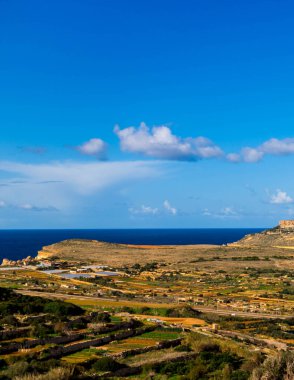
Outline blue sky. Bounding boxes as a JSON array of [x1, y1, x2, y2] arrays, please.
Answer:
[[1, 0, 294, 228]]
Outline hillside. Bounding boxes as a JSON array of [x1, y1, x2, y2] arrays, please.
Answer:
[[36, 239, 217, 266], [230, 222, 294, 248]]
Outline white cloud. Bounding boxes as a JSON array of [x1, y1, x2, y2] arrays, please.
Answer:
[[129, 200, 178, 217], [241, 148, 264, 163], [221, 207, 238, 216], [227, 148, 264, 163], [226, 153, 241, 163], [261, 138, 294, 155], [0, 160, 159, 195], [203, 207, 240, 219], [0, 200, 57, 212], [114, 124, 294, 164], [163, 200, 177, 215], [129, 205, 159, 215], [18, 203, 58, 212], [227, 137, 294, 163], [270, 189, 293, 204], [0, 160, 161, 212], [76, 138, 107, 159], [202, 208, 212, 216], [0, 201, 6, 208], [114, 123, 223, 161]]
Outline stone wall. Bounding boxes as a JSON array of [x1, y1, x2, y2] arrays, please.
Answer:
[[0, 333, 83, 355], [111, 338, 183, 359], [41, 326, 155, 359], [0, 327, 31, 341]]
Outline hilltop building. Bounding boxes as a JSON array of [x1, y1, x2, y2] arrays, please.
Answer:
[[279, 220, 294, 229]]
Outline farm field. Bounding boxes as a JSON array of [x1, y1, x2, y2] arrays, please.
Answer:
[[0, 232, 294, 379]]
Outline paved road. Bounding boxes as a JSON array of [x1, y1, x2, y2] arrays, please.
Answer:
[[17, 290, 293, 320]]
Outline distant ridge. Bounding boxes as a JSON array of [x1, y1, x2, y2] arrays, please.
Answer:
[[229, 220, 294, 248]]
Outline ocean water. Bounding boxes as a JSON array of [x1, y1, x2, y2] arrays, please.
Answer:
[[0, 228, 264, 261]]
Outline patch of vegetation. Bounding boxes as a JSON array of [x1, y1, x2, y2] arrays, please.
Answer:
[[0, 287, 83, 319], [91, 357, 125, 372]]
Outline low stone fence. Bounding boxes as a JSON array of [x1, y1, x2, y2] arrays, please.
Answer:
[[42, 326, 156, 359], [210, 329, 288, 351], [111, 338, 183, 359], [0, 333, 83, 355], [0, 319, 140, 355], [88, 320, 139, 334], [99, 352, 198, 378], [0, 327, 31, 341]]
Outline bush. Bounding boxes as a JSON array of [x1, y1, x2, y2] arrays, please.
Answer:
[[92, 357, 124, 372], [43, 301, 82, 317], [13, 367, 74, 380], [166, 306, 201, 318], [92, 312, 111, 323], [251, 352, 294, 380], [2, 361, 29, 378], [0, 287, 13, 301], [29, 359, 61, 374], [30, 323, 53, 339], [0, 315, 19, 327]]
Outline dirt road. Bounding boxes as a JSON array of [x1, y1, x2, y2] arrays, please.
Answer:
[[17, 289, 293, 320]]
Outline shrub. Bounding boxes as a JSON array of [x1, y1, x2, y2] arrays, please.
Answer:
[[92, 357, 124, 372], [0, 358, 7, 370], [2, 361, 29, 378], [14, 367, 74, 380], [43, 301, 82, 317], [92, 312, 111, 323], [251, 352, 294, 380]]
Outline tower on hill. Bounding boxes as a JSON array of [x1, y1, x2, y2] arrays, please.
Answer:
[[279, 220, 294, 229]]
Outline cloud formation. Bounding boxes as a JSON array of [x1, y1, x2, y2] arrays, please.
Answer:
[[163, 200, 177, 215], [18, 204, 58, 212], [0, 160, 161, 213], [114, 123, 223, 161], [129, 205, 159, 215], [0, 200, 58, 212], [75, 126, 294, 165], [203, 207, 240, 219], [227, 138, 294, 163], [76, 138, 107, 159], [270, 190, 293, 204], [129, 200, 177, 216]]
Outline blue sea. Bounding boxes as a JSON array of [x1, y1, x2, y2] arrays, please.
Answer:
[[0, 229, 264, 261]]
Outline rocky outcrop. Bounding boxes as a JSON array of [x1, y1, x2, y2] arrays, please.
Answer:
[[1, 256, 35, 267]]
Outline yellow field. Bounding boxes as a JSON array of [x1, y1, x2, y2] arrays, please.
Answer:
[[66, 297, 174, 309], [135, 314, 206, 327]]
